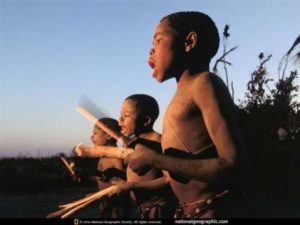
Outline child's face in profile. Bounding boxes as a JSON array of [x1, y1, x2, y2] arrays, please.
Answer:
[[148, 19, 182, 82], [119, 99, 141, 137], [91, 126, 108, 146]]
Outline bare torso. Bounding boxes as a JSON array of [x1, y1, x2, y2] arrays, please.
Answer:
[[162, 72, 236, 203], [97, 157, 123, 190], [127, 131, 166, 206]]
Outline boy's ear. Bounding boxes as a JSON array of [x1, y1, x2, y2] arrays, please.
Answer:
[[106, 134, 112, 140], [143, 116, 152, 127], [185, 31, 197, 52]]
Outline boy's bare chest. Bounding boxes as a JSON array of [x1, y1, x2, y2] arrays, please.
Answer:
[[162, 87, 211, 153], [166, 91, 198, 122], [98, 158, 116, 171]]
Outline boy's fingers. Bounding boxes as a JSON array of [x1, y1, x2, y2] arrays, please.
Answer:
[[111, 180, 121, 185], [123, 155, 130, 165], [74, 143, 83, 156]]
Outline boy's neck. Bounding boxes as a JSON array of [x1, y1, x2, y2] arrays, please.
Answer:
[[176, 61, 209, 81], [136, 127, 154, 137], [176, 67, 209, 87]]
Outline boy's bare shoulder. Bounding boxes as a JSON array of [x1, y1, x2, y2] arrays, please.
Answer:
[[140, 131, 161, 142], [193, 72, 232, 107], [193, 72, 223, 89], [192, 72, 214, 101]]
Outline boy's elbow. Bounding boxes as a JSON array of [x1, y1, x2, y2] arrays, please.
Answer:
[[220, 143, 238, 168], [217, 152, 239, 180], [211, 157, 236, 185], [218, 157, 235, 172]]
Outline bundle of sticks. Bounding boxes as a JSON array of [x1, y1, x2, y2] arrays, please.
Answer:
[[47, 185, 117, 218]]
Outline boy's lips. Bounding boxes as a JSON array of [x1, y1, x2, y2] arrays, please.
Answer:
[[148, 60, 155, 69], [121, 127, 126, 134]]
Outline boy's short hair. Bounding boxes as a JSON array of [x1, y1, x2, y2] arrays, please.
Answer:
[[126, 94, 159, 123], [99, 118, 120, 133], [162, 11, 219, 63], [98, 117, 120, 146]]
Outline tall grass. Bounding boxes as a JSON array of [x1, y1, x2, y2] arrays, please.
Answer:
[[0, 156, 92, 193]]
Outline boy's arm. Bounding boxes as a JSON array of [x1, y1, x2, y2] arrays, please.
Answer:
[[108, 177, 168, 197], [128, 176, 168, 190], [75, 145, 134, 159], [194, 75, 239, 168], [127, 148, 231, 183], [127, 76, 240, 183]]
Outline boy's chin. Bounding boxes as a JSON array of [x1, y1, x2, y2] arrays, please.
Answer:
[[152, 72, 170, 83], [155, 77, 164, 83]]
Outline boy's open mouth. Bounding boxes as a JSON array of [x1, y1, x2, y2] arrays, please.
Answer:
[[121, 127, 127, 134], [148, 60, 155, 69]]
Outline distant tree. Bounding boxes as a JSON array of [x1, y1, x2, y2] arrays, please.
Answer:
[[213, 24, 238, 100], [239, 35, 300, 149], [272, 70, 299, 135], [238, 53, 275, 150], [276, 35, 300, 139]]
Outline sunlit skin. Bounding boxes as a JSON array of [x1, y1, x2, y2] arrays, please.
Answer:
[[148, 20, 184, 83], [91, 125, 123, 190], [76, 98, 172, 216], [77, 107, 133, 147], [118, 99, 166, 206], [127, 18, 244, 218], [119, 99, 142, 136], [91, 126, 109, 146]]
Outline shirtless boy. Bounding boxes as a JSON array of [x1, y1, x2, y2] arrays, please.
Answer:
[[126, 12, 249, 218], [76, 94, 176, 218]]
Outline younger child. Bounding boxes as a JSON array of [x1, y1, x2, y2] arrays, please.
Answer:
[[76, 94, 177, 218], [77, 117, 128, 218]]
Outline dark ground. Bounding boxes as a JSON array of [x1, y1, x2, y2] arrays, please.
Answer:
[[0, 152, 300, 218]]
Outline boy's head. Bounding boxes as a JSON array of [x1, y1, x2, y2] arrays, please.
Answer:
[[119, 94, 159, 136], [148, 11, 219, 82], [91, 118, 120, 146], [162, 12, 219, 61]]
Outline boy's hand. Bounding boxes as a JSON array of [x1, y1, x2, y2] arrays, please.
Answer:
[[125, 146, 156, 175], [117, 135, 138, 148], [108, 181, 132, 197], [75, 143, 98, 157]]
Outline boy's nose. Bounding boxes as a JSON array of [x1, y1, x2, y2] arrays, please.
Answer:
[[149, 48, 154, 56], [119, 116, 123, 125]]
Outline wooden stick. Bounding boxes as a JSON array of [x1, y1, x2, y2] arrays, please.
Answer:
[[60, 156, 76, 177], [59, 192, 100, 209], [47, 186, 117, 218], [59, 186, 117, 209], [76, 107, 138, 148], [76, 107, 121, 141], [47, 195, 97, 218], [46, 206, 73, 218], [61, 197, 96, 218]]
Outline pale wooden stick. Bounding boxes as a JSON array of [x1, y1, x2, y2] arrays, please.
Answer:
[[47, 205, 74, 218], [59, 191, 103, 209], [76, 107, 138, 147], [48, 186, 118, 218], [76, 107, 121, 141], [61, 197, 96, 218], [60, 156, 76, 176], [47, 192, 104, 218], [59, 186, 117, 209]]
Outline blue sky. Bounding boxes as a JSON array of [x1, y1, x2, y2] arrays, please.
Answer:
[[0, 0, 299, 157]]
